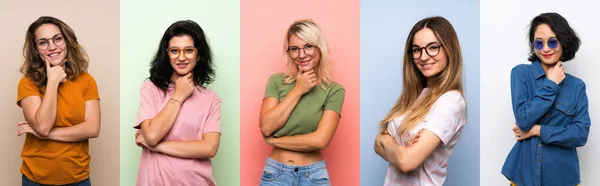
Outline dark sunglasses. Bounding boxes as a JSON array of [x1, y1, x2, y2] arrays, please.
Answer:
[[533, 37, 559, 50]]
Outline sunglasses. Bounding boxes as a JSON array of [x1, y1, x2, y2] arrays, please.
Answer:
[[533, 37, 559, 50]]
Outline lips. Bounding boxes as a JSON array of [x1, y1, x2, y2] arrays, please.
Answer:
[[297, 60, 310, 66], [542, 54, 554, 58], [176, 63, 188, 69], [47, 51, 61, 59], [420, 62, 436, 70]]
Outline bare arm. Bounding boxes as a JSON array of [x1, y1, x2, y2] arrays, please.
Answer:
[[374, 133, 389, 162], [266, 110, 340, 152], [44, 100, 101, 142], [151, 132, 221, 159], [259, 90, 303, 137], [20, 82, 60, 137], [382, 130, 441, 173], [140, 98, 182, 147]]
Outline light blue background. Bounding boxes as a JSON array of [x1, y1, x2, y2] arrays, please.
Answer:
[[359, 0, 480, 185]]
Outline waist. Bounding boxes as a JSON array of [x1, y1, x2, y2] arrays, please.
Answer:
[[269, 147, 324, 166], [264, 156, 327, 171]]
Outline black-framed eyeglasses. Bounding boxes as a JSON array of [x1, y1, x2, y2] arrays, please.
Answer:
[[287, 44, 317, 58], [36, 34, 65, 51], [166, 46, 197, 59], [533, 37, 559, 50], [411, 42, 443, 59]]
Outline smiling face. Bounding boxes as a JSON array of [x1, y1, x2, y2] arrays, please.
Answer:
[[168, 35, 197, 76], [534, 24, 563, 65], [288, 34, 321, 72], [411, 27, 448, 78], [35, 23, 67, 66]]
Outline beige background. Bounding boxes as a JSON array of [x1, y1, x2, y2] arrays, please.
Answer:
[[0, 1, 119, 185]]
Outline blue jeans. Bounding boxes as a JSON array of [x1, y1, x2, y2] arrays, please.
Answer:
[[22, 175, 91, 186], [259, 157, 331, 186]]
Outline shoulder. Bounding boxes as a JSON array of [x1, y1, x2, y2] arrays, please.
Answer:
[[268, 73, 284, 82], [326, 81, 345, 94], [511, 63, 532, 73], [140, 79, 159, 92], [18, 76, 35, 87], [565, 73, 586, 90], [436, 90, 466, 109], [198, 87, 220, 101]]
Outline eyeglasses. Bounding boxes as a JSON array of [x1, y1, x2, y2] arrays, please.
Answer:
[[36, 34, 65, 51], [287, 44, 316, 58], [411, 42, 443, 59], [533, 37, 559, 50], [167, 46, 197, 59]]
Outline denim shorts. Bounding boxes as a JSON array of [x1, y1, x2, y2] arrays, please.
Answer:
[[259, 157, 331, 186], [22, 174, 91, 186]]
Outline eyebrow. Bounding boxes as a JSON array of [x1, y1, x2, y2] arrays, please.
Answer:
[[289, 43, 312, 48], [412, 41, 440, 47], [534, 36, 557, 40], [36, 33, 62, 42]]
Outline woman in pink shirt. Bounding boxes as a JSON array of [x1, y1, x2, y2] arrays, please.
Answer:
[[133, 20, 222, 186], [374, 16, 467, 186]]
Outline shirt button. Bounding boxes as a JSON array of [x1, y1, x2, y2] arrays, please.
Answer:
[[538, 144, 541, 147], [545, 114, 549, 118], [538, 160, 541, 163]]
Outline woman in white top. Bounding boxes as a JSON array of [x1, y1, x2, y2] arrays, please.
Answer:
[[373, 16, 467, 186]]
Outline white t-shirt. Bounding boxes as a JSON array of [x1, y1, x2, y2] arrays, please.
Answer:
[[384, 89, 467, 186]]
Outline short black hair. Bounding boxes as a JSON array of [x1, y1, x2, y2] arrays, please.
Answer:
[[149, 20, 215, 94], [527, 12, 581, 62]]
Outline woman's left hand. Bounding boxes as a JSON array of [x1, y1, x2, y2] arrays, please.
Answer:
[[513, 123, 541, 141], [136, 132, 159, 151], [17, 121, 46, 139]]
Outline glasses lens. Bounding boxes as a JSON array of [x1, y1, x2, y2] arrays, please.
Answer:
[[183, 47, 197, 59], [53, 35, 65, 46], [426, 44, 441, 57], [548, 38, 559, 49], [533, 40, 544, 50], [37, 39, 48, 50], [412, 48, 422, 58], [167, 48, 180, 58]]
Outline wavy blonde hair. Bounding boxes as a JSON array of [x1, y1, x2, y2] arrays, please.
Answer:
[[20, 16, 89, 94], [282, 19, 333, 89], [380, 16, 465, 136]]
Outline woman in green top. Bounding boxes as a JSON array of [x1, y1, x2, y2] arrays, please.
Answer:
[[258, 19, 346, 186]]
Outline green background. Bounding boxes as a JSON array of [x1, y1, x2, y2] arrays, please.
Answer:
[[119, 1, 240, 185]]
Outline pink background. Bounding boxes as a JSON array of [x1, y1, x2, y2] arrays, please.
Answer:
[[240, 0, 360, 185]]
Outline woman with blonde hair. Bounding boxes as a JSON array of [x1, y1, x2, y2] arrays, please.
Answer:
[[258, 19, 345, 186], [16, 16, 100, 186], [374, 16, 467, 186]]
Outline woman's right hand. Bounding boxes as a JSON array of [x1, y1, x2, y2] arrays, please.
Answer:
[[294, 67, 317, 95], [173, 73, 195, 101], [45, 57, 66, 85], [547, 61, 565, 85]]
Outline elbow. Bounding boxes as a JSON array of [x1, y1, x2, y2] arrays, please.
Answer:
[[144, 133, 161, 147], [207, 144, 219, 158], [313, 138, 331, 151], [259, 123, 273, 137], [394, 157, 418, 173], [36, 125, 52, 137]]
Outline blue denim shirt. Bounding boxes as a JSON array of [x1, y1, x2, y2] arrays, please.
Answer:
[[502, 61, 591, 186]]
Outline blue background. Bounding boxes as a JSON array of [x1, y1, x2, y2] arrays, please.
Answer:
[[359, 0, 480, 185]]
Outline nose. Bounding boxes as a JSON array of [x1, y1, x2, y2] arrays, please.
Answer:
[[177, 51, 187, 61], [298, 49, 307, 58], [419, 48, 430, 62], [47, 40, 58, 51]]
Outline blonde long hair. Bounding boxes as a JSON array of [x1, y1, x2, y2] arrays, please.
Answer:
[[380, 16, 465, 136], [282, 19, 333, 88]]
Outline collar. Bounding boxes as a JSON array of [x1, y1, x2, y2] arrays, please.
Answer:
[[532, 60, 546, 79]]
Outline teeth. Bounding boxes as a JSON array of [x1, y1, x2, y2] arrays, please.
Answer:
[[49, 53, 58, 57]]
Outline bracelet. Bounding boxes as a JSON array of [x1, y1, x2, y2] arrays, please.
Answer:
[[169, 98, 181, 106]]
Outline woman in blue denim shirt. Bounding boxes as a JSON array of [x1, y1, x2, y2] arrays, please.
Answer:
[[502, 12, 591, 186]]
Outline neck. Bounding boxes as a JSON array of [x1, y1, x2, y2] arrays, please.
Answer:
[[171, 72, 184, 82], [426, 77, 435, 88], [540, 61, 556, 76]]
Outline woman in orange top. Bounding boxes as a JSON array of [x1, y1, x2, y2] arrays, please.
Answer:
[[16, 16, 100, 186]]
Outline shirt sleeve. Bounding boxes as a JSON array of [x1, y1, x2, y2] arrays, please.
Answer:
[[264, 74, 280, 99], [201, 93, 222, 134], [421, 91, 467, 146], [83, 74, 100, 101], [511, 65, 558, 131], [134, 81, 158, 129], [324, 84, 345, 117], [540, 82, 591, 148], [17, 77, 42, 107]]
